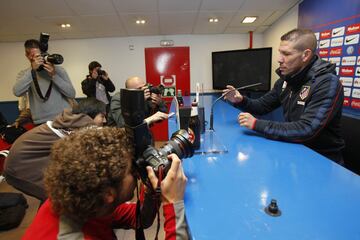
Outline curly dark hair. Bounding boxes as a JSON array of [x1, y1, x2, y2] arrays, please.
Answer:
[[44, 127, 134, 221]]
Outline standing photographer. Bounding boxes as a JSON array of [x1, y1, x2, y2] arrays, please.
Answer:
[[81, 61, 115, 111], [13, 39, 76, 125]]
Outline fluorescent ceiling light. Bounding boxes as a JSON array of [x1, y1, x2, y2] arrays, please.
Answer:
[[242, 16, 257, 23]]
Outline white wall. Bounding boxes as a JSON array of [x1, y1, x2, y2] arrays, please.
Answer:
[[263, 5, 299, 86], [0, 34, 263, 101]]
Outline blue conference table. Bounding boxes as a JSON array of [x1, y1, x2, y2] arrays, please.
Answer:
[[168, 95, 360, 240]]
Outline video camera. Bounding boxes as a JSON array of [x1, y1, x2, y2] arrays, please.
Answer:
[[38, 32, 64, 66], [146, 83, 165, 95], [120, 88, 194, 186]]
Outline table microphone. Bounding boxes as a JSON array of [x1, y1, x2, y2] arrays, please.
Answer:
[[209, 83, 262, 131]]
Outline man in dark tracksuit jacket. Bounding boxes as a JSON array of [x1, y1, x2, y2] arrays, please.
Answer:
[[224, 29, 345, 164]]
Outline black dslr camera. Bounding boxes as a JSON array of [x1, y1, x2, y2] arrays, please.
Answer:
[[120, 88, 194, 186], [38, 32, 64, 66], [147, 83, 165, 95], [97, 69, 106, 77]]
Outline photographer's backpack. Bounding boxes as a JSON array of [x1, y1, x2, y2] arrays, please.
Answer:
[[0, 150, 29, 231], [0, 192, 28, 231]]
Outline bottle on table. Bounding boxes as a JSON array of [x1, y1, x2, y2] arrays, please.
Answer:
[[189, 102, 201, 150], [177, 89, 184, 107]]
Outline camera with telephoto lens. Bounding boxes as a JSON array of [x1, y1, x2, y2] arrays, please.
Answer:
[[147, 83, 165, 95], [38, 32, 64, 68], [120, 88, 194, 186]]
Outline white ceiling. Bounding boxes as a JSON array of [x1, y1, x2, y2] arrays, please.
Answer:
[[0, 0, 301, 42]]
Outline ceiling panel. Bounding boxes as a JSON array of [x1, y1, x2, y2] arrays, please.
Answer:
[[112, 0, 158, 13], [65, 0, 117, 16], [0, 0, 75, 18], [241, 0, 299, 11], [229, 11, 274, 27], [158, 0, 202, 12], [0, 0, 301, 42], [255, 26, 270, 33], [37, 16, 83, 33], [193, 11, 236, 34], [200, 0, 246, 11], [59, 31, 125, 40], [159, 12, 197, 35], [0, 17, 55, 35], [261, 10, 286, 26], [119, 13, 159, 36], [78, 15, 125, 32]]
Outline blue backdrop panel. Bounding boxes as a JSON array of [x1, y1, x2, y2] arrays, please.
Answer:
[[299, 0, 360, 116]]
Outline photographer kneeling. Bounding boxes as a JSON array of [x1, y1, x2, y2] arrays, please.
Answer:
[[22, 127, 189, 240], [4, 98, 107, 201]]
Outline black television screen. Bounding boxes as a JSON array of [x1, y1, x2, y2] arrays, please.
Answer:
[[212, 47, 272, 92]]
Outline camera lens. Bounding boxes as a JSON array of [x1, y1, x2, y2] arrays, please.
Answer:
[[44, 54, 64, 64], [137, 129, 194, 181], [158, 129, 194, 159]]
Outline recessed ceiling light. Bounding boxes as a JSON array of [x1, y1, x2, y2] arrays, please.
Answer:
[[61, 23, 71, 28], [209, 18, 219, 23], [136, 19, 146, 25], [242, 16, 257, 23]]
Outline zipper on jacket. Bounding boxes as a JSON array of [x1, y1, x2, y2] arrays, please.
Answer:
[[288, 90, 292, 119]]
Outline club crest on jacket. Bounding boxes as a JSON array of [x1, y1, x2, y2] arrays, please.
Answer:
[[300, 85, 310, 100]]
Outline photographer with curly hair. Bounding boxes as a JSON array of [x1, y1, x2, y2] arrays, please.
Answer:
[[22, 127, 189, 240]]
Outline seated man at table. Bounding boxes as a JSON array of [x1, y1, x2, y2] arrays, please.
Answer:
[[108, 76, 168, 127], [223, 28, 345, 164], [22, 127, 189, 240]]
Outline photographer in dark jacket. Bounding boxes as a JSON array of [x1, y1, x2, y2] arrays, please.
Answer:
[[81, 61, 115, 111], [224, 28, 345, 165], [108, 76, 168, 128]]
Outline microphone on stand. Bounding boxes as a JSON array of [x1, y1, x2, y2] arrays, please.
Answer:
[[209, 82, 262, 131]]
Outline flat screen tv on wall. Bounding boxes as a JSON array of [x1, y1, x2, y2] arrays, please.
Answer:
[[212, 47, 272, 92]]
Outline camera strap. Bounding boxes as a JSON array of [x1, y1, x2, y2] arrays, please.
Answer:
[[154, 166, 164, 240], [31, 69, 53, 101], [135, 197, 146, 240], [135, 167, 164, 240]]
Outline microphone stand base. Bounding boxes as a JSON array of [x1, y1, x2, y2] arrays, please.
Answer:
[[194, 130, 228, 155]]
